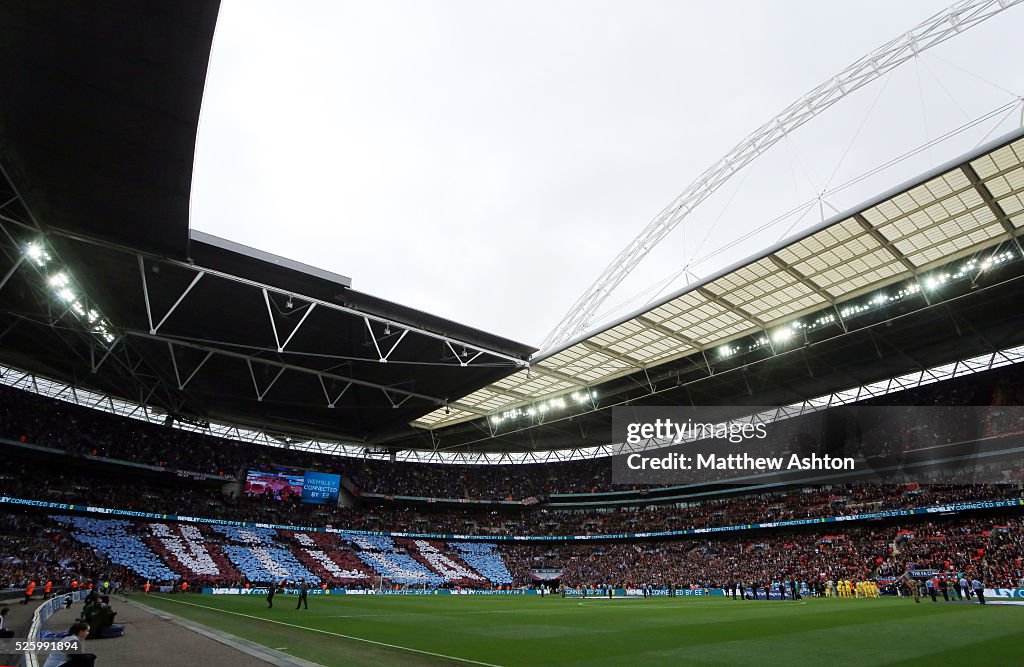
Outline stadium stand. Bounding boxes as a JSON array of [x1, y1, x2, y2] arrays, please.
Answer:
[[404, 539, 487, 586], [450, 542, 514, 585], [339, 533, 445, 586], [2, 510, 1021, 593], [0, 351, 1021, 597], [499, 516, 1024, 591], [284, 531, 374, 585], [145, 523, 241, 583], [3, 361, 1024, 506], [1, 435, 1021, 539], [211, 526, 321, 585], [50, 516, 178, 582], [0, 512, 122, 591], [2, 453, 1019, 536]]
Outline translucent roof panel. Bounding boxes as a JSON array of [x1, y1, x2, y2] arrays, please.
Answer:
[[647, 291, 755, 344], [774, 218, 910, 299], [702, 257, 827, 323], [969, 138, 1024, 179], [971, 138, 1024, 229], [867, 170, 1005, 268], [537, 345, 636, 384], [590, 319, 693, 364]]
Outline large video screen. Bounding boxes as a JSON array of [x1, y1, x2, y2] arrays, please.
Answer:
[[244, 470, 304, 500], [301, 471, 342, 505], [245, 469, 342, 505]]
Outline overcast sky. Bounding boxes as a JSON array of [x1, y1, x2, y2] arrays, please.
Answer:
[[191, 0, 1024, 348]]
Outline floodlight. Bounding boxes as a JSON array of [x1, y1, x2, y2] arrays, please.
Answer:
[[25, 242, 50, 266], [771, 328, 795, 343], [48, 272, 69, 288]]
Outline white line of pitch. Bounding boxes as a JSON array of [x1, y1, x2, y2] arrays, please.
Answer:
[[145, 596, 504, 667]]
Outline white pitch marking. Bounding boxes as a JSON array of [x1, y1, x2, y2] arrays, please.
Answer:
[[146, 595, 504, 667]]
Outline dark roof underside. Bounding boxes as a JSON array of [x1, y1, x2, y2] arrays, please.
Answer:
[[0, 1, 535, 445], [0, 0, 221, 257]]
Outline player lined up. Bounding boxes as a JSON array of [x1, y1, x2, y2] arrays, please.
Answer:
[[824, 579, 879, 598]]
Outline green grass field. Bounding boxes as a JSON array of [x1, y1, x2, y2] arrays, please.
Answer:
[[136, 593, 1021, 667]]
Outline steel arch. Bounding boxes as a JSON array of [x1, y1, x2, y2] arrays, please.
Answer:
[[541, 0, 1023, 351]]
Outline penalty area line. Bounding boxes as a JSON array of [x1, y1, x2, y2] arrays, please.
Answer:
[[145, 595, 504, 667]]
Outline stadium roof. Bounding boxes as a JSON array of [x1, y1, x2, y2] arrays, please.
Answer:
[[412, 127, 1024, 431], [0, 1, 534, 445]]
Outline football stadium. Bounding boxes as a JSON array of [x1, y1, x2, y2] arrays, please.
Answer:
[[2, 1, 1024, 666]]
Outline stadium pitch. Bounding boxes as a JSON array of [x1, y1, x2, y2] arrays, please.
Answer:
[[137, 593, 1021, 666]]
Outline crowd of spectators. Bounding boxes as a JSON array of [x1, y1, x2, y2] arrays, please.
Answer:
[[1, 453, 1018, 537], [2, 508, 1019, 593], [2, 364, 1023, 501], [875, 515, 1024, 588], [0, 382, 603, 498], [0, 513, 129, 591], [502, 516, 1024, 590], [0, 384, 248, 477]]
